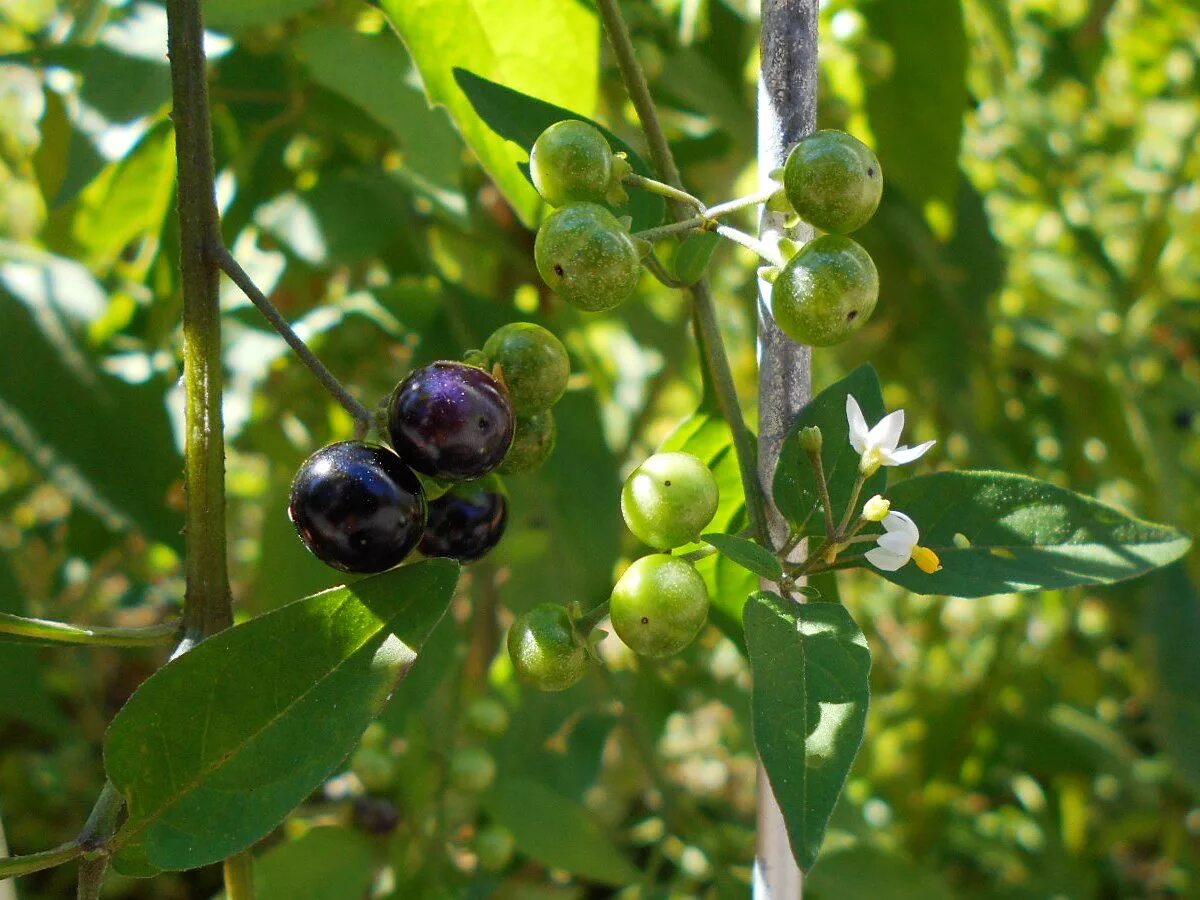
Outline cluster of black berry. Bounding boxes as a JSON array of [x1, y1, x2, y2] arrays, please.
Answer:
[[288, 323, 570, 573]]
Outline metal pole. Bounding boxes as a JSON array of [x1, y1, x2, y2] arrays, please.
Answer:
[[755, 1, 818, 896]]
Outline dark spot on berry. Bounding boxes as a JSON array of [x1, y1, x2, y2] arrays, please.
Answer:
[[847, 310, 858, 321], [553, 264, 565, 277], [478, 417, 489, 431], [1173, 408, 1194, 430], [867, 167, 875, 177], [664, 480, 671, 487], [641, 616, 649, 625]]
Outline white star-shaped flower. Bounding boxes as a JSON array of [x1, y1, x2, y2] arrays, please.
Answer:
[[864, 511, 942, 574], [846, 394, 936, 476]]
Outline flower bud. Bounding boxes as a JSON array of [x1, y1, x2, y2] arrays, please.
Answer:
[[799, 425, 823, 454], [862, 495, 890, 522]]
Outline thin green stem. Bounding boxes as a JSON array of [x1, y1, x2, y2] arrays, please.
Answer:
[[680, 544, 718, 563], [76, 783, 122, 898], [713, 224, 785, 267], [807, 448, 837, 539], [213, 244, 373, 436], [223, 850, 256, 899], [0, 612, 178, 648], [837, 472, 867, 536], [576, 600, 611, 635], [623, 172, 705, 211], [631, 189, 783, 245], [705, 187, 781, 219], [596, 0, 768, 543], [0, 843, 81, 880], [642, 252, 685, 289], [167, 0, 233, 641]]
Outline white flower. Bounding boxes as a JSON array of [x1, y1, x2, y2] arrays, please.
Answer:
[[846, 394, 936, 475], [865, 511, 942, 574], [862, 494, 891, 522]]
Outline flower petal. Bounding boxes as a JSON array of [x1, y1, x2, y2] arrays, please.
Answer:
[[884, 440, 936, 466], [881, 510, 920, 542], [865, 547, 908, 571], [877, 532, 917, 554], [845, 394, 869, 453], [867, 408, 905, 452]]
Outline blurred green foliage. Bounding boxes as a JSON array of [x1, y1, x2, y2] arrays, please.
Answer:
[[0, 0, 1196, 896]]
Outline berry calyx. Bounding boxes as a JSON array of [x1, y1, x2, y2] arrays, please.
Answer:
[[609, 555, 709, 658], [507, 603, 590, 691], [783, 130, 882, 234], [530, 120, 616, 207], [500, 410, 556, 475], [771, 234, 878, 347], [534, 203, 641, 313], [482, 322, 570, 416], [388, 361, 515, 482], [288, 441, 427, 573], [621, 451, 719, 550], [418, 480, 508, 563]]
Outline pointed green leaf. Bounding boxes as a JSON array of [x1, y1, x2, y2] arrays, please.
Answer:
[[773, 365, 887, 535], [673, 231, 720, 285], [702, 533, 783, 583], [745, 592, 870, 872], [105, 559, 460, 871], [453, 69, 665, 231], [879, 471, 1191, 597]]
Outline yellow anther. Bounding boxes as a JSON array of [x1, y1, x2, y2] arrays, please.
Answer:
[[912, 546, 942, 574]]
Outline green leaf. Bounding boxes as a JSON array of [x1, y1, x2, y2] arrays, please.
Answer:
[[805, 842, 956, 900], [773, 365, 886, 535], [216, 827, 377, 900], [378, 0, 600, 227], [105, 559, 460, 871], [203, 0, 325, 30], [862, 0, 967, 234], [673, 231, 720, 285], [1141, 564, 1200, 794], [453, 69, 665, 232], [483, 776, 639, 885], [879, 471, 1191, 597], [702, 532, 782, 583], [744, 592, 871, 872]]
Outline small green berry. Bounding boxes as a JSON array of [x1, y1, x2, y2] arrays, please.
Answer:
[[507, 603, 590, 691], [534, 203, 641, 313], [475, 824, 516, 871], [771, 234, 878, 347], [609, 554, 709, 658], [783, 130, 882, 234], [350, 746, 395, 792], [464, 698, 510, 737], [530, 120, 616, 207], [501, 410, 556, 475], [483, 322, 570, 416], [449, 747, 496, 793], [621, 451, 719, 550]]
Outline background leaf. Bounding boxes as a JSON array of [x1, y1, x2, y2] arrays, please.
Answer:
[[878, 471, 1191, 597], [773, 364, 886, 536], [216, 827, 377, 900], [105, 559, 459, 871], [745, 592, 871, 871]]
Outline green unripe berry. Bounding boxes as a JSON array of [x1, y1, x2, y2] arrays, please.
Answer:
[[449, 746, 496, 793], [475, 824, 516, 871], [771, 235, 878, 347], [530, 120, 615, 207], [507, 603, 590, 691], [609, 555, 709, 658], [483, 322, 570, 416], [464, 697, 510, 738], [783, 130, 882, 234], [350, 745, 395, 792], [501, 410, 556, 475], [621, 451, 719, 550], [534, 203, 641, 313]]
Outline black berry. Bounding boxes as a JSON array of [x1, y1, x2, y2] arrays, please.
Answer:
[[387, 361, 515, 482], [418, 482, 508, 562], [288, 441, 427, 573]]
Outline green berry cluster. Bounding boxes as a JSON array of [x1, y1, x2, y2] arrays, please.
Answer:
[[530, 122, 642, 313], [772, 130, 883, 347]]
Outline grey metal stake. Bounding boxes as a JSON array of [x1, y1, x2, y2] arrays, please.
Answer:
[[754, 1, 818, 896]]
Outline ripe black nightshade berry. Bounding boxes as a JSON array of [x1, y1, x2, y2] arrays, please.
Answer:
[[418, 482, 508, 562], [388, 361, 515, 482], [288, 441, 427, 573]]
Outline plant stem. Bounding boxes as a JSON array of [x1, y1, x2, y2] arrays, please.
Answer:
[[167, 0, 232, 641], [213, 245, 373, 436], [223, 850, 256, 899], [596, 0, 768, 544], [806, 447, 837, 538], [837, 472, 867, 536], [0, 844, 81, 880], [633, 218, 707, 243], [714, 224, 785, 267], [642, 251, 685, 289], [623, 172, 706, 211], [0, 612, 178, 648], [576, 600, 611, 635], [706, 187, 782, 219], [632, 188, 783, 244], [75, 782, 122, 898]]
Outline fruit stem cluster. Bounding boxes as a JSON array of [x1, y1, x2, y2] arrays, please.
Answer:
[[213, 244, 374, 436], [596, 0, 769, 544]]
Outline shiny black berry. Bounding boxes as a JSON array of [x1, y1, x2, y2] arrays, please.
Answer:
[[288, 441, 427, 573], [388, 361, 515, 483], [352, 796, 401, 835], [418, 481, 508, 562]]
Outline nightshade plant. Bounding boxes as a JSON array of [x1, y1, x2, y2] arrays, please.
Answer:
[[0, 0, 1193, 897]]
